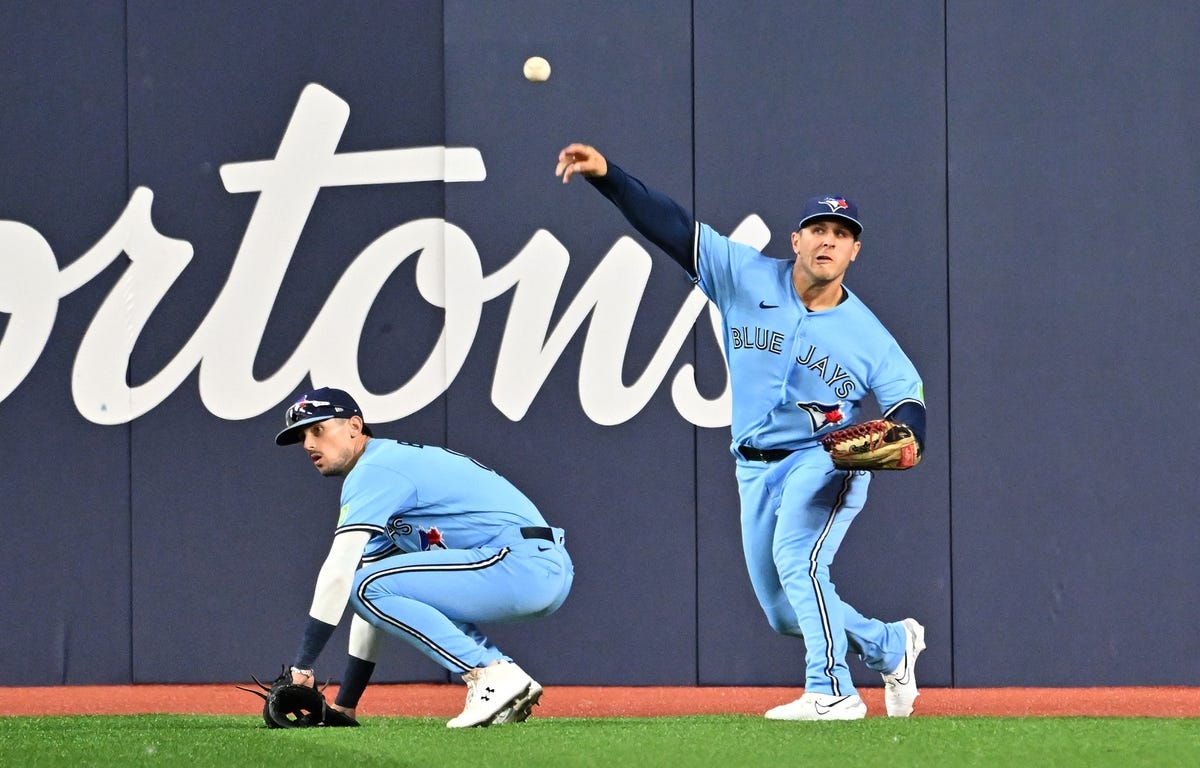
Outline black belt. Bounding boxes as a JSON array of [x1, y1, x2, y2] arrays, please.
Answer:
[[737, 445, 796, 462], [521, 526, 555, 542]]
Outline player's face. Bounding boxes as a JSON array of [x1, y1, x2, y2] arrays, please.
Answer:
[[791, 219, 861, 288], [299, 418, 361, 477]]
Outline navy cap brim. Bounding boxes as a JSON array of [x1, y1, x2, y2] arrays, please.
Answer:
[[798, 212, 863, 238], [274, 415, 336, 446]]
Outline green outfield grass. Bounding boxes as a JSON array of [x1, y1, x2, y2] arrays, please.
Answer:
[[2, 714, 1197, 768]]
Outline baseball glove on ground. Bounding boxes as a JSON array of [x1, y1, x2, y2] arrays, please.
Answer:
[[237, 666, 359, 728], [820, 419, 922, 470]]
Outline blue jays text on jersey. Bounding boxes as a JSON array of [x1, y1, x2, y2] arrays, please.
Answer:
[[794, 343, 857, 399], [695, 223, 923, 451], [730, 325, 786, 355]]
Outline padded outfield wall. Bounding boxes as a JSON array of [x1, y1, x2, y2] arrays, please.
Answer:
[[1, 1, 1196, 688]]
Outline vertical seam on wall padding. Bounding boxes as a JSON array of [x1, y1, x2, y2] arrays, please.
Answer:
[[123, 0, 135, 685], [439, 0, 451, 683], [690, 0, 701, 687], [440, 0, 450, 459], [942, 0, 955, 689]]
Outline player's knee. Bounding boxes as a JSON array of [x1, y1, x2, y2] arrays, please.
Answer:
[[766, 614, 803, 636], [349, 569, 384, 609], [761, 605, 803, 636]]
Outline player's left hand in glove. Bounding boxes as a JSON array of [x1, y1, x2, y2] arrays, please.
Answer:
[[820, 419, 922, 470], [237, 666, 360, 728]]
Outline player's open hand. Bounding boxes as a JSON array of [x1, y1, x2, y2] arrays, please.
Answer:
[[556, 144, 608, 183]]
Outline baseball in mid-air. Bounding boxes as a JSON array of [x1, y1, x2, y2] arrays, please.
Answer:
[[523, 56, 551, 82]]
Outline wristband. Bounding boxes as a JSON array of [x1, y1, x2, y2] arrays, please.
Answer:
[[293, 616, 338, 668]]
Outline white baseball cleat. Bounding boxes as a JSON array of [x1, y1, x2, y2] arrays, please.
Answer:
[[882, 617, 926, 717], [765, 692, 867, 721], [492, 679, 544, 724], [446, 661, 537, 728]]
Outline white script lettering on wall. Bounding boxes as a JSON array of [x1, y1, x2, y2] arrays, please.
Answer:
[[0, 84, 771, 428]]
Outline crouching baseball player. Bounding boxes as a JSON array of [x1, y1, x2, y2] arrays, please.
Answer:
[[271, 387, 573, 727]]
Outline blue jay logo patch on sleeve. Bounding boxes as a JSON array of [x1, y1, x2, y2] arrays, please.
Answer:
[[419, 526, 447, 550]]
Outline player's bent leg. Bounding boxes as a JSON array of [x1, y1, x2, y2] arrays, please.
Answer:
[[737, 462, 804, 637], [771, 463, 869, 698], [839, 603, 925, 716], [351, 588, 497, 672], [839, 607, 926, 717], [881, 618, 926, 717], [455, 621, 503, 659], [350, 545, 568, 726], [841, 604, 905, 671], [349, 549, 517, 671], [353, 543, 569, 627]]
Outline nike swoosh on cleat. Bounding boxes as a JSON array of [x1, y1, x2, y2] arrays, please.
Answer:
[[813, 696, 851, 715], [759, 301, 779, 309]]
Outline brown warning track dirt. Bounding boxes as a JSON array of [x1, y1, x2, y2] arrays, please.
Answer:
[[6, 685, 1199, 718]]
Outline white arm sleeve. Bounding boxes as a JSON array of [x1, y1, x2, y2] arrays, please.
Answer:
[[348, 613, 383, 661], [307, 530, 371, 625]]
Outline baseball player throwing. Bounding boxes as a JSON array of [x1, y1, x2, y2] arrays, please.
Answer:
[[557, 144, 926, 720], [274, 387, 573, 727]]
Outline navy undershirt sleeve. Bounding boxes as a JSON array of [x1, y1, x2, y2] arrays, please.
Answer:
[[334, 655, 376, 708], [887, 401, 927, 452], [588, 161, 927, 457], [586, 162, 697, 277], [293, 616, 337, 669]]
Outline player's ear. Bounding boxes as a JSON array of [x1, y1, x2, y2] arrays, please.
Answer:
[[849, 241, 862, 261]]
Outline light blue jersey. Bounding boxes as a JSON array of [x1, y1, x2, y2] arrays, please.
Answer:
[[336, 439, 549, 563], [279, 385, 572, 714], [335, 438, 570, 673], [692, 221, 922, 697], [694, 223, 924, 452], [580, 158, 927, 708]]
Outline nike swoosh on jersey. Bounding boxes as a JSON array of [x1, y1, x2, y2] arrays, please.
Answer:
[[759, 300, 779, 309]]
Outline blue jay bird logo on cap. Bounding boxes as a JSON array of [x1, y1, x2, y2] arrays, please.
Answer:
[[818, 197, 849, 213], [797, 401, 846, 432], [286, 397, 332, 425]]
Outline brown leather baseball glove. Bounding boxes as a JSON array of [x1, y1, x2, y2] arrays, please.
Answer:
[[820, 419, 922, 470]]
